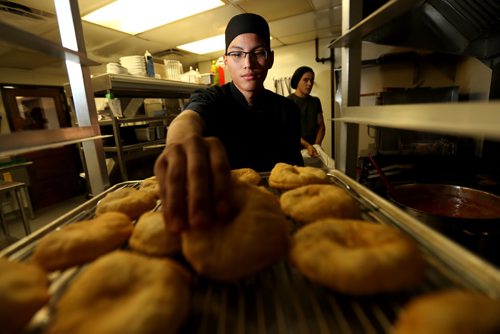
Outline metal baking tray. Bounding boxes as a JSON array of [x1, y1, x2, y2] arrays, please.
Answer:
[[2, 171, 499, 334]]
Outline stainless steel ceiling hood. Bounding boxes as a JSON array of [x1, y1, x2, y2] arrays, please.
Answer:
[[362, 0, 500, 67]]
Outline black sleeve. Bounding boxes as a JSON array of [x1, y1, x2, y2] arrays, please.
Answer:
[[183, 86, 222, 117]]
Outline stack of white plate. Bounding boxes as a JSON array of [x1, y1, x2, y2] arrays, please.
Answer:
[[106, 62, 128, 75], [120, 55, 147, 77]]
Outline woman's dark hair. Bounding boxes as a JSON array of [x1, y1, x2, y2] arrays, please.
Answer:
[[291, 66, 314, 89]]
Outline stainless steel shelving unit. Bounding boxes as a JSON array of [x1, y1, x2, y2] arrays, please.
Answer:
[[1, 1, 209, 194], [0, 18, 102, 156], [65, 74, 208, 182], [65, 73, 207, 100], [99, 115, 168, 181], [329, 0, 500, 177], [76, 73, 207, 98]]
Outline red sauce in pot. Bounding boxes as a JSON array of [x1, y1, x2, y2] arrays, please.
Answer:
[[392, 184, 500, 219]]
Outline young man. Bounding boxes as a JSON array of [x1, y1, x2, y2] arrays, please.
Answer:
[[288, 66, 325, 160], [154, 13, 303, 232]]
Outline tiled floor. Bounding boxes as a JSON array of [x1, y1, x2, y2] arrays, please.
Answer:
[[0, 194, 88, 250]]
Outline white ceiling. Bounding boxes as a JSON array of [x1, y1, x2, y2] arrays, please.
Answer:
[[0, 0, 342, 76]]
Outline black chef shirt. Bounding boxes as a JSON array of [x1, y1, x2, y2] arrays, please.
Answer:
[[185, 82, 304, 172]]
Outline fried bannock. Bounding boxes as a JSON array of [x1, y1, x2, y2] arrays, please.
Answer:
[[268, 162, 329, 190], [31, 212, 133, 271], [47, 251, 191, 334], [280, 184, 360, 225], [231, 167, 261, 185], [139, 176, 160, 199], [129, 211, 182, 257], [392, 289, 500, 334], [290, 219, 426, 295], [0, 257, 50, 334], [182, 181, 290, 281], [95, 187, 157, 220]]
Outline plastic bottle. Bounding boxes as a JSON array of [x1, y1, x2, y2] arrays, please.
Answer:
[[105, 90, 114, 100], [195, 68, 201, 83], [187, 66, 197, 83], [105, 90, 122, 117], [217, 66, 225, 85], [216, 56, 225, 85], [211, 60, 219, 85], [144, 51, 155, 78]]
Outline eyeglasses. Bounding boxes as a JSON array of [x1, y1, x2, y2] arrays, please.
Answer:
[[225, 49, 268, 63]]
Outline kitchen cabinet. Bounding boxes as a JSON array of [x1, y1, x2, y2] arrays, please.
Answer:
[[329, 0, 500, 177], [64, 73, 208, 182]]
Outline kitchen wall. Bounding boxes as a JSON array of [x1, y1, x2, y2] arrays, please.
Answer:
[[266, 38, 333, 157]]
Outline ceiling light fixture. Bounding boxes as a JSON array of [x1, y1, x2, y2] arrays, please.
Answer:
[[82, 0, 225, 35], [177, 34, 225, 55]]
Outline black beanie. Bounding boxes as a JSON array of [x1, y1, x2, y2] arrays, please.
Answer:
[[291, 66, 314, 89], [225, 13, 270, 52]]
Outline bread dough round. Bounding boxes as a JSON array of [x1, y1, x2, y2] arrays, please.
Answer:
[[129, 211, 182, 257], [268, 162, 329, 190], [0, 258, 50, 334], [182, 181, 290, 281], [392, 289, 500, 334], [96, 187, 157, 220], [290, 218, 426, 295], [280, 184, 360, 225], [139, 176, 160, 199], [231, 168, 261, 185], [47, 251, 191, 334], [32, 212, 133, 271]]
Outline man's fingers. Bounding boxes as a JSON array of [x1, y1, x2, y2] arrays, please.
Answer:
[[185, 136, 212, 229], [206, 137, 232, 221], [163, 145, 188, 232], [154, 135, 231, 232]]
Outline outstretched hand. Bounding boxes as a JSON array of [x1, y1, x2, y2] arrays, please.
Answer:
[[154, 134, 233, 233]]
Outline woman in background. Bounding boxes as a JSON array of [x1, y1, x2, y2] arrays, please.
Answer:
[[288, 66, 325, 166]]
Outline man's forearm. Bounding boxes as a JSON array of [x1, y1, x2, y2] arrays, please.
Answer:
[[166, 109, 204, 146]]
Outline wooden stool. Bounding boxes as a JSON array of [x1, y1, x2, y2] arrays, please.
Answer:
[[0, 181, 31, 236]]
